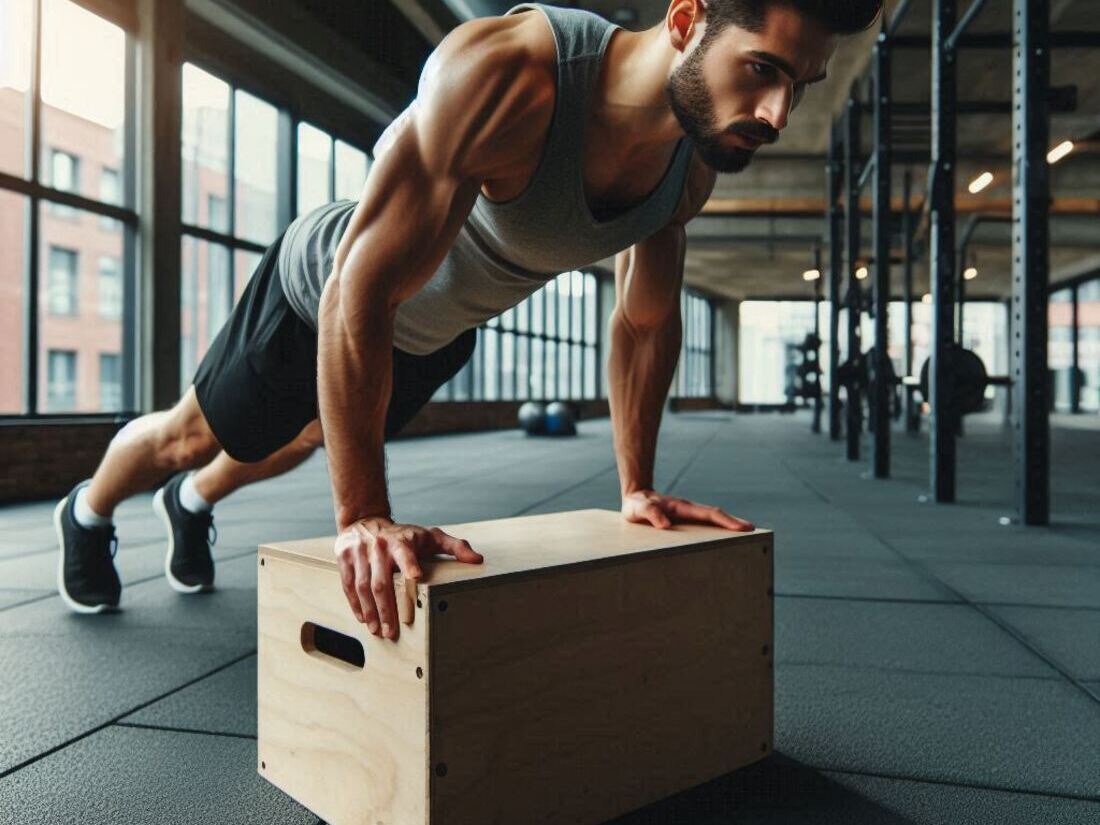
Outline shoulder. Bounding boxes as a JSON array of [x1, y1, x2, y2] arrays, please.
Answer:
[[669, 148, 716, 226], [407, 11, 557, 179]]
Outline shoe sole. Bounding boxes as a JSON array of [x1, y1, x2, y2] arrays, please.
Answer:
[[54, 495, 117, 614], [153, 486, 212, 595]]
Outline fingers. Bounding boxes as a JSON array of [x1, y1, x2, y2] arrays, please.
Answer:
[[352, 539, 381, 635], [388, 541, 421, 625], [431, 528, 484, 564], [369, 540, 400, 640], [640, 501, 671, 529], [337, 555, 364, 624], [390, 540, 423, 581], [667, 499, 754, 532]]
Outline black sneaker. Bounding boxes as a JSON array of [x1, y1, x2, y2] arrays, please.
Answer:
[[54, 480, 122, 614], [153, 473, 216, 594]]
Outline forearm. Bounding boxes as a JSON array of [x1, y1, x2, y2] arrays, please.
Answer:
[[607, 309, 682, 496], [317, 275, 394, 530]]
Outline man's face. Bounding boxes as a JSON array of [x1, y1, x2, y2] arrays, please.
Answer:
[[666, 4, 836, 173]]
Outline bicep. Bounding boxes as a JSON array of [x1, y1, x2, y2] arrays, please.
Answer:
[[613, 224, 686, 329], [332, 120, 479, 314]]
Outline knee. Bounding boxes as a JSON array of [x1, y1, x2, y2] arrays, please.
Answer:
[[296, 420, 324, 452], [155, 396, 222, 471]]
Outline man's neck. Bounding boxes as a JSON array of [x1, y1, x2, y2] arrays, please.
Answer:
[[593, 25, 687, 152]]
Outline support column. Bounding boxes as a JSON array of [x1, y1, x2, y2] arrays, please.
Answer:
[[844, 98, 863, 462], [929, 0, 958, 501], [137, 0, 184, 410], [1071, 285, 1081, 413], [812, 245, 824, 434], [827, 126, 843, 441], [1013, 0, 1051, 523], [903, 170, 917, 432], [872, 33, 892, 478]]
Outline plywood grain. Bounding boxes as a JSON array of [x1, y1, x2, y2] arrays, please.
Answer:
[[427, 532, 774, 824], [257, 553, 431, 825], [263, 508, 769, 593]]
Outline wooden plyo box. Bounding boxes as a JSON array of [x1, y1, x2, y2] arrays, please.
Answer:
[[257, 508, 774, 825]]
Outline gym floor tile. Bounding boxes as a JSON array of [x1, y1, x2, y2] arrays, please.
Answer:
[[605, 754, 1100, 825], [0, 725, 314, 825], [122, 655, 257, 737], [774, 555, 958, 601], [775, 599, 1057, 678], [0, 631, 251, 775], [0, 588, 51, 611], [884, 532, 1100, 566], [983, 604, 1100, 680], [4, 411, 1099, 823], [921, 561, 1100, 608], [770, 530, 899, 560], [0, 538, 169, 591], [775, 663, 1100, 798]]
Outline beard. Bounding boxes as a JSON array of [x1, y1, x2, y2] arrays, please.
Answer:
[[665, 35, 778, 173]]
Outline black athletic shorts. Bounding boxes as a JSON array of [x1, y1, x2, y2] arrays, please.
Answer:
[[192, 230, 477, 463]]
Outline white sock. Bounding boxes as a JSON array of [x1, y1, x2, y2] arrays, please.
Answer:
[[178, 472, 212, 514], [74, 487, 113, 529]]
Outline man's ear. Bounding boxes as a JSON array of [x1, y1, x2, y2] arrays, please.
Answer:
[[667, 0, 703, 52]]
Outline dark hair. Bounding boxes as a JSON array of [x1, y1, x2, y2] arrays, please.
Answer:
[[704, 0, 883, 36]]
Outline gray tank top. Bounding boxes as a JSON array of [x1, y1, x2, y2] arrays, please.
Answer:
[[277, 2, 693, 355]]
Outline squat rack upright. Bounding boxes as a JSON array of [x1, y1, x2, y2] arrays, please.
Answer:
[[824, 0, 1098, 525]]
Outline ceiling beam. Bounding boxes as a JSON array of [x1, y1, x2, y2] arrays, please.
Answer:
[[388, 0, 460, 44], [701, 196, 1100, 218]]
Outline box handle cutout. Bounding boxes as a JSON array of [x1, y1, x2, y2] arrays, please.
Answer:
[[300, 622, 365, 670]]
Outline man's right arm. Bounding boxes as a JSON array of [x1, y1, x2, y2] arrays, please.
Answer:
[[315, 16, 552, 637]]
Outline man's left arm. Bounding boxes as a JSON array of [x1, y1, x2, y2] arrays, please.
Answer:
[[607, 221, 754, 533]]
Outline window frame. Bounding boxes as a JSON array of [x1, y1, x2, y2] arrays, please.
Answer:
[[0, 0, 139, 419], [435, 269, 606, 403]]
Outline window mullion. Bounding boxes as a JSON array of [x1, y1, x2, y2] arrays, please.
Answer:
[[24, 0, 44, 414]]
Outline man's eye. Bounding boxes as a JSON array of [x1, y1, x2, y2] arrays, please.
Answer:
[[749, 62, 773, 77]]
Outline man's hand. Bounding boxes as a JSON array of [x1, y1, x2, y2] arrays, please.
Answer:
[[621, 489, 754, 532], [334, 517, 483, 639]]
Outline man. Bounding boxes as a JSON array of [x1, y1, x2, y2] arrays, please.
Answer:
[[54, 0, 881, 634]]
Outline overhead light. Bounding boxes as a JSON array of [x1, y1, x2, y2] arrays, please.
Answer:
[[856, 266, 869, 280], [802, 268, 821, 282], [968, 172, 994, 194], [1047, 140, 1074, 164], [921, 293, 932, 304], [964, 266, 978, 281]]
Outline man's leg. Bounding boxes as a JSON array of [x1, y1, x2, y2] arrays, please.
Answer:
[[56, 385, 223, 613], [190, 419, 323, 506], [150, 417, 323, 595], [85, 385, 223, 517]]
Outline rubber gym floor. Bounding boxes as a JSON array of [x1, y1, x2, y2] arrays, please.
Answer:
[[1, 411, 1098, 824]]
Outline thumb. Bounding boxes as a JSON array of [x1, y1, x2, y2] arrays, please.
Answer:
[[643, 501, 671, 529]]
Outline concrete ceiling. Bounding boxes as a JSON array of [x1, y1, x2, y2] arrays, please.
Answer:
[[395, 0, 1100, 301]]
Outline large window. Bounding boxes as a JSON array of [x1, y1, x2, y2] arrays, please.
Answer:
[[46, 349, 76, 411], [1079, 279, 1100, 413], [47, 246, 78, 315], [1050, 288, 1075, 412], [180, 62, 373, 391], [180, 66, 278, 387], [297, 123, 371, 215], [434, 270, 603, 402], [98, 352, 121, 411], [97, 255, 121, 319], [297, 121, 332, 217], [739, 299, 1008, 407], [0, 0, 136, 415], [674, 291, 713, 398], [47, 148, 79, 217], [739, 301, 822, 404]]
